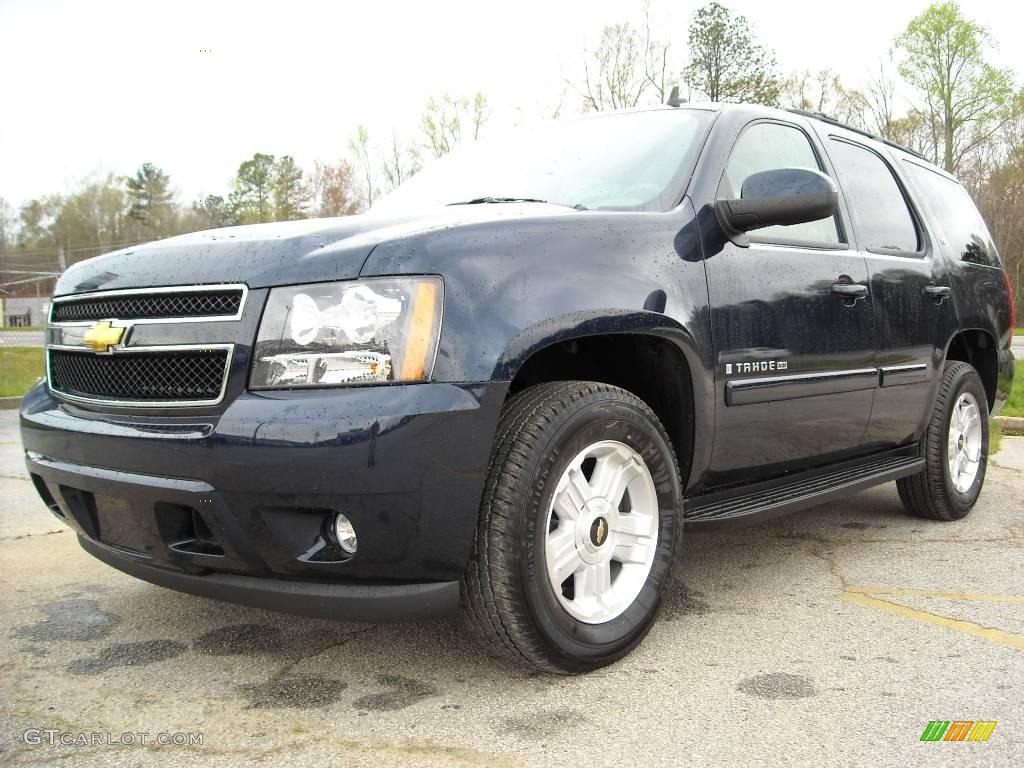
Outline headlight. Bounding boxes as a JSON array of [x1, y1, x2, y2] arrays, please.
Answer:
[[250, 276, 442, 389]]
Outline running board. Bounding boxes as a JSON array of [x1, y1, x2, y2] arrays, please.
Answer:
[[684, 451, 924, 527]]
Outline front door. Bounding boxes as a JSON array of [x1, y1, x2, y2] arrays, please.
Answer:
[[703, 119, 876, 486]]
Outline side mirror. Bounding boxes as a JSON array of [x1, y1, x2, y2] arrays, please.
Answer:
[[715, 167, 838, 239]]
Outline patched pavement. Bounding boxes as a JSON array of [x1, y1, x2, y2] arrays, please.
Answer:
[[1, 409, 1022, 766]]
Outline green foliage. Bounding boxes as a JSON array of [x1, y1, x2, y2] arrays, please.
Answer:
[[684, 1, 780, 105], [229, 153, 276, 224], [420, 92, 489, 159], [191, 194, 234, 229], [14, 174, 128, 272], [0, 347, 44, 397], [896, 1, 1015, 172], [271, 156, 310, 222], [228, 154, 312, 223], [990, 419, 1002, 455], [1003, 361, 1024, 418], [126, 163, 173, 229]]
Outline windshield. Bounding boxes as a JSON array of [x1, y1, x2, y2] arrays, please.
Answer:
[[373, 109, 711, 214]]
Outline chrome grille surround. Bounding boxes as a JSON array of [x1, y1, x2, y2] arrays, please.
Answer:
[[49, 283, 248, 325], [46, 284, 246, 408], [47, 345, 234, 407]]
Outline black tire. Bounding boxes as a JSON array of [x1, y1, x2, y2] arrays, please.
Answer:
[[897, 361, 989, 521], [462, 381, 683, 673]]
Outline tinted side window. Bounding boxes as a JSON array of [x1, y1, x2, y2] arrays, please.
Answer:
[[828, 139, 919, 253], [723, 122, 841, 245], [902, 161, 1001, 267]]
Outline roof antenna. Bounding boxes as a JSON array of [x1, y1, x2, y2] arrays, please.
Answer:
[[666, 85, 681, 107]]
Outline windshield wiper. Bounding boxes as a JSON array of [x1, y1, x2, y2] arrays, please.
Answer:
[[448, 196, 550, 205], [447, 196, 588, 210]]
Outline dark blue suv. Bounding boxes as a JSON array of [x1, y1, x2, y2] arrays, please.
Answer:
[[22, 103, 1015, 672]]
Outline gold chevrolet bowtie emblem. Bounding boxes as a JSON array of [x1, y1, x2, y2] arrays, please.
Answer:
[[595, 518, 607, 546], [82, 321, 125, 353]]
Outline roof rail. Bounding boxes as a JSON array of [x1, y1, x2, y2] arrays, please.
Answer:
[[785, 108, 926, 161]]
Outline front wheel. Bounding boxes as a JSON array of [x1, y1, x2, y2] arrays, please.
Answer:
[[462, 381, 683, 673], [897, 361, 989, 521]]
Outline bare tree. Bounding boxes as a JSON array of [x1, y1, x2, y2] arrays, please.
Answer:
[[347, 125, 377, 209], [641, 2, 674, 103], [381, 132, 421, 192], [0, 197, 15, 265], [574, 23, 648, 112], [780, 69, 870, 128], [966, 95, 1024, 311], [863, 57, 900, 139]]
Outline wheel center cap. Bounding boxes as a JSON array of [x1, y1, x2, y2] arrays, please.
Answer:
[[958, 434, 965, 450], [577, 499, 615, 564]]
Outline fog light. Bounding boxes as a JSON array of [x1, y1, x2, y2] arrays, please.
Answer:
[[332, 513, 358, 554]]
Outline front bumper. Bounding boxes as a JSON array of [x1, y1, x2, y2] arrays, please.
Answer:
[[21, 380, 507, 620], [79, 535, 458, 621]]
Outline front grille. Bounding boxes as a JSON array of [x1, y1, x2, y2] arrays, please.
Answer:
[[49, 349, 229, 404], [52, 289, 243, 323]]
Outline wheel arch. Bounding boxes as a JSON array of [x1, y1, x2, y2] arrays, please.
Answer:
[[943, 328, 999, 410], [500, 313, 708, 491]]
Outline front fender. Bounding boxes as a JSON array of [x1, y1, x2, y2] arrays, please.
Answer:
[[358, 203, 715, 484]]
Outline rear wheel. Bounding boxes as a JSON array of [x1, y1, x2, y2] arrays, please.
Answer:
[[897, 361, 989, 521], [462, 381, 682, 673]]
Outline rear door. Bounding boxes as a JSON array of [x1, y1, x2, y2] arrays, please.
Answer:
[[704, 119, 876, 485], [821, 134, 956, 448]]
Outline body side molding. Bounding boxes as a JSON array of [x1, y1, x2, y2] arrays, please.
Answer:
[[725, 367, 878, 406]]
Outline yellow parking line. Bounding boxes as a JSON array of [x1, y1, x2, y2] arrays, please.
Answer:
[[842, 591, 1024, 651], [844, 586, 1024, 604]]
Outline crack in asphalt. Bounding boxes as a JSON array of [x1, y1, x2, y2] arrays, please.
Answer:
[[262, 624, 381, 686]]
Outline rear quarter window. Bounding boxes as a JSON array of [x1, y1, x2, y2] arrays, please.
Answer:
[[901, 161, 1001, 268], [828, 139, 919, 254]]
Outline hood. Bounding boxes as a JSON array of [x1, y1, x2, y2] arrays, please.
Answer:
[[55, 204, 576, 296]]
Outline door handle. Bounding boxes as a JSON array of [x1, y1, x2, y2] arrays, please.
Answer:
[[831, 283, 868, 300], [924, 285, 951, 303]]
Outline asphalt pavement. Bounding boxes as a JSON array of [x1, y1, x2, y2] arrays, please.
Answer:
[[1, 409, 1022, 767]]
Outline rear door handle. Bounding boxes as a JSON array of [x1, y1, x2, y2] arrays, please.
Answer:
[[924, 285, 951, 303], [831, 283, 868, 299]]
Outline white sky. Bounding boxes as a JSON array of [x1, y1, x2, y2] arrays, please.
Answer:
[[1, 0, 1022, 209]]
